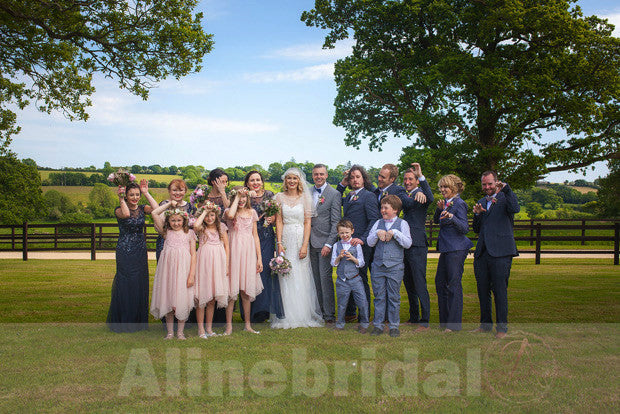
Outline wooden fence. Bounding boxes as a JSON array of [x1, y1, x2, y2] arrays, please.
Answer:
[[1, 219, 618, 264]]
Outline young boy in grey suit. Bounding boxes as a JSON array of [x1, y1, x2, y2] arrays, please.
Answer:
[[331, 219, 369, 334]]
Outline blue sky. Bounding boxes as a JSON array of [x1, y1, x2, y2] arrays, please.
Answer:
[[11, 0, 619, 182]]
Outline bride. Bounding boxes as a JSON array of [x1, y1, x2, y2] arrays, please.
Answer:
[[271, 168, 324, 329]]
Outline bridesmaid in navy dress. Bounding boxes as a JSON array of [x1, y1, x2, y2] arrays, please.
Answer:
[[107, 181, 159, 332], [241, 170, 284, 323]]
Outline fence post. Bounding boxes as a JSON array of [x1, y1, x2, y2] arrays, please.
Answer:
[[22, 221, 28, 261], [11, 227, 15, 250], [90, 223, 96, 261], [54, 226, 58, 249], [529, 219, 534, 246], [428, 221, 433, 247], [581, 219, 586, 246], [614, 222, 619, 266], [98, 225, 103, 249], [535, 223, 541, 265]]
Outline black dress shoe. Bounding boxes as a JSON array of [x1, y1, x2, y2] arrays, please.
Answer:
[[389, 328, 400, 337], [370, 327, 383, 336]]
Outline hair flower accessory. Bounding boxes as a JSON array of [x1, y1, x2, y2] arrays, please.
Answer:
[[164, 208, 190, 219], [196, 201, 222, 216]]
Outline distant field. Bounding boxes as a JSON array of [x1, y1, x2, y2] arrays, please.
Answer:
[[569, 186, 598, 194], [42, 186, 172, 204], [38, 170, 182, 183]]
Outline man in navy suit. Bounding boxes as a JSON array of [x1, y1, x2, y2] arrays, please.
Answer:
[[374, 164, 409, 202], [472, 171, 520, 338], [402, 163, 434, 331], [337, 165, 380, 321]]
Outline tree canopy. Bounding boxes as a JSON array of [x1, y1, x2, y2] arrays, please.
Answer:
[[0, 0, 213, 152], [0, 156, 45, 224], [302, 0, 619, 190]]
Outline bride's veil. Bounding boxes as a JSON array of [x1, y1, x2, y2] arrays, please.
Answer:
[[280, 167, 317, 218]]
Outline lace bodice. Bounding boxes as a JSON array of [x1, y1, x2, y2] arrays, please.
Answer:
[[115, 205, 146, 254], [164, 229, 197, 249], [275, 192, 313, 224]]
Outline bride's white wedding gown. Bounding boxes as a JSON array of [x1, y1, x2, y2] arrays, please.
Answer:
[[271, 196, 323, 329]]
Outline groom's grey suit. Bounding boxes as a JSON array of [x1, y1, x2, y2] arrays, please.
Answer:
[[310, 184, 342, 321]]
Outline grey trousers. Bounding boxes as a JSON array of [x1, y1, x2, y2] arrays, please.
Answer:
[[310, 246, 336, 321]]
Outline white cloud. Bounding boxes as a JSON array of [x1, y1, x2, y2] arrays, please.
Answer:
[[243, 63, 334, 83], [265, 39, 355, 62], [601, 13, 620, 36]]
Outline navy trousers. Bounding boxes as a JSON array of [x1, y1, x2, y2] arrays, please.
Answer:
[[473, 249, 512, 333], [435, 250, 468, 331], [403, 245, 430, 327]]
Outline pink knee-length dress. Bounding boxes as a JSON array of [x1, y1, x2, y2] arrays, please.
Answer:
[[195, 224, 229, 309], [150, 229, 196, 321], [225, 208, 263, 301]]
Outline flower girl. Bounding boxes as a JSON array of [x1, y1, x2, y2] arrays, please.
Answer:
[[193, 202, 230, 338], [150, 201, 197, 339], [224, 187, 264, 335]]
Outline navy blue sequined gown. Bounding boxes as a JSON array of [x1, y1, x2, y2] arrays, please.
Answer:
[[240, 191, 284, 322], [107, 205, 149, 332]]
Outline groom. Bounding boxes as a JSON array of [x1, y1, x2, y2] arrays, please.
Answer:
[[309, 164, 342, 324]]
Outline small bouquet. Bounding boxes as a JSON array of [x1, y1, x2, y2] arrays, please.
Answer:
[[269, 254, 292, 277], [259, 197, 280, 227], [190, 184, 209, 206], [107, 169, 136, 197]]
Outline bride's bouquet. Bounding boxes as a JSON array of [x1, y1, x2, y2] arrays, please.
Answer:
[[259, 197, 280, 227], [269, 253, 292, 277]]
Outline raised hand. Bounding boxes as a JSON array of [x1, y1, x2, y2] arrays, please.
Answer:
[[340, 169, 350, 186], [414, 191, 426, 204], [439, 209, 453, 220], [496, 181, 505, 192], [139, 179, 149, 194], [214, 177, 226, 193], [437, 199, 445, 210], [170, 200, 178, 208], [117, 186, 126, 197], [411, 162, 422, 177], [473, 203, 486, 214]]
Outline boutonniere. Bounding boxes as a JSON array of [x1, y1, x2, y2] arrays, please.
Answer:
[[381, 190, 388, 199], [318, 195, 325, 204], [491, 198, 497, 205], [445, 200, 453, 209], [351, 194, 359, 202]]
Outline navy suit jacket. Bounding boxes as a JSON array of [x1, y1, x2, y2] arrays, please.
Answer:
[[402, 179, 434, 247], [433, 196, 473, 253], [337, 184, 380, 244], [473, 184, 520, 258]]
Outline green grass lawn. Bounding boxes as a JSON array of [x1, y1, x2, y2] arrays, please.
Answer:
[[0, 259, 618, 412]]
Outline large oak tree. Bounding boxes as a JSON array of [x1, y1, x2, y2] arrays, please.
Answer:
[[0, 0, 213, 153], [302, 0, 619, 190]]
